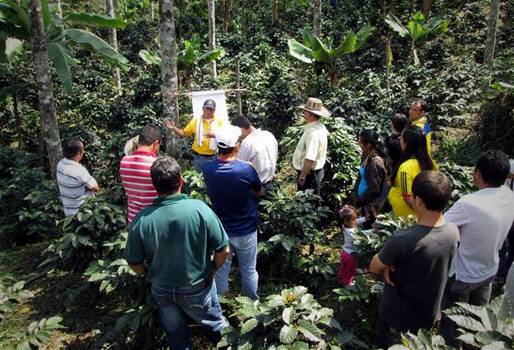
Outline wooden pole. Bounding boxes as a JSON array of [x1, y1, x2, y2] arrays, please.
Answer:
[[236, 60, 242, 117]]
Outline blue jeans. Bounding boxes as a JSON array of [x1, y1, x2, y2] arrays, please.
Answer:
[[151, 283, 228, 350], [194, 154, 216, 173], [215, 231, 259, 300]]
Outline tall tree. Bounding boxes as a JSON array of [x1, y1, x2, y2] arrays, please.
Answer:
[[30, 0, 63, 177], [207, 0, 217, 78], [106, 0, 122, 94], [149, 0, 155, 20], [421, 0, 433, 17], [158, 0, 179, 151], [221, 0, 232, 32], [313, 0, 322, 36], [484, 0, 501, 66], [271, 0, 279, 24]]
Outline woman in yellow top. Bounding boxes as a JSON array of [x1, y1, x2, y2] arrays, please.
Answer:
[[387, 126, 436, 218]]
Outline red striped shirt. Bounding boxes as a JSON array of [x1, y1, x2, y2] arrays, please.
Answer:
[[120, 150, 158, 222]]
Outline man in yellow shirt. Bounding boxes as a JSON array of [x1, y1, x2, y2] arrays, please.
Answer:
[[409, 98, 432, 155], [165, 99, 225, 172]]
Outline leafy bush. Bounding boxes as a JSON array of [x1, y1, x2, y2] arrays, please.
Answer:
[[0, 279, 33, 322], [219, 286, 366, 349], [444, 294, 513, 349], [41, 193, 127, 271], [0, 316, 64, 350]]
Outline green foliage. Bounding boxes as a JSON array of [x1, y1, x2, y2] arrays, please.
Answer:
[[389, 329, 453, 350], [0, 316, 64, 350], [288, 25, 373, 85], [219, 286, 365, 349], [0, 278, 33, 322], [386, 12, 449, 65], [438, 161, 474, 206], [0, 146, 62, 247], [41, 193, 127, 271], [333, 275, 382, 304], [444, 294, 514, 349]]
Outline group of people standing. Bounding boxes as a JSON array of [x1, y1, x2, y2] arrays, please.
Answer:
[[54, 96, 514, 349]]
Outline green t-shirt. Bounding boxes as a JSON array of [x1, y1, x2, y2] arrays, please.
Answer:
[[125, 193, 229, 289]]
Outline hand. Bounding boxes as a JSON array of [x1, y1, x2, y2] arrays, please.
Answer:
[[203, 130, 216, 138], [383, 265, 395, 286], [164, 119, 176, 129], [297, 177, 306, 186]]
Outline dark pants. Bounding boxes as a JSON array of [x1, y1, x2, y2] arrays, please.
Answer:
[[376, 317, 402, 349], [440, 275, 493, 348], [151, 283, 228, 350], [297, 168, 324, 195]]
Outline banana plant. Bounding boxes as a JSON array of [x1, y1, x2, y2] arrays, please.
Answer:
[[385, 11, 448, 66], [139, 33, 225, 88], [288, 24, 373, 86], [0, 0, 128, 93]]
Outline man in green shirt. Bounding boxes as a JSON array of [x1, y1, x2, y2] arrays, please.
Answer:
[[125, 156, 230, 349]]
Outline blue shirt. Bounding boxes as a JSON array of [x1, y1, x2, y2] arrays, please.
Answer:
[[202, 159, 262, 237], [358, 165, 368, 197]]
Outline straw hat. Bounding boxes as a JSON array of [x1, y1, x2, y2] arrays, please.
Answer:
[[297, 97, 331, 118]]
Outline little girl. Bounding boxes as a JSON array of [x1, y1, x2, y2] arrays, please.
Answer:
[[337, 205, 359, 286]]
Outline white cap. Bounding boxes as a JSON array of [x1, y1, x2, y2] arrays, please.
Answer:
[[215, 126, 242, 148]]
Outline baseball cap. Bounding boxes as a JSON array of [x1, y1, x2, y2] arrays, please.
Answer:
[[203, 99, 216, 110], [216, 126, 242, 149]]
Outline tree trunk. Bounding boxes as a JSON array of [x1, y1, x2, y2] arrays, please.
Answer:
[[106, 0, 122, 94], [30, 0, 63, 177], [149, 0, 155, 20], [207, 0, 217, 78], [221, 0, 232, 32], [159, 0, 179, 154], [422, 0, 433, 17], [56, 0, 63, 18], [484, 0, 501, 66], [272, 0, 279, 24], [313, 0, 322, 36]]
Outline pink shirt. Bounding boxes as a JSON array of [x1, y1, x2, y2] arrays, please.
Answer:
[[120, 150, 158, 222]]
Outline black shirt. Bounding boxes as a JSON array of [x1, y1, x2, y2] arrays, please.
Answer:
[[378, 222, 459, 331]]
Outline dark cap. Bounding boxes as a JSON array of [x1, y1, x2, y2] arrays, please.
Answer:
[[203, 99, 216, 110]]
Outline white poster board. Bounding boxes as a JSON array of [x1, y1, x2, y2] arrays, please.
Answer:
[[190, 90, 229, 121]]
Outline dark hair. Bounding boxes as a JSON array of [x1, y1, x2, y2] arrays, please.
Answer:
[[218, 146, 236, 155], [412, 98, 427, 113], [138, 124, 162, 146], [475, 150, 510, 187], [412, 171, 452, 211], [338, 205, 357, 228], [63, 137, 84, 159], [232, 116, 252, 129], [150, 156, 181, 194], [359, 129, 387, 159], [391, 113, 408, 133], [391, 126, 434, 182]]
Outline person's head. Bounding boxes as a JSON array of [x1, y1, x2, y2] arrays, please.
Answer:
[[358, 129, 381, 155], [473, 150, 510, 188], [150, 156, 183, 196], [412, 171, 452, 214], [232, 116, 253, 139], [63, 137, 84, 161], [409, 98, 427, 121], [216, 126, 242, 158], [391, 113, 409, 134], [298, 97, 331, 122], [391, 126, 434, 182], [202, 99, 216, 119], [138, 124, 162, 153], [338, 205, 358, 228]]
